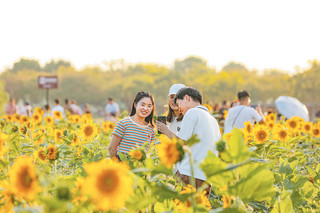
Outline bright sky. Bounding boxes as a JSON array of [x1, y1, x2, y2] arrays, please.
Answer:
[[1, 0, 319, 73]]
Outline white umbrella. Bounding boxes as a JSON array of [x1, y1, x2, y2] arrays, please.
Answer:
[[275, 96, 309, 121]]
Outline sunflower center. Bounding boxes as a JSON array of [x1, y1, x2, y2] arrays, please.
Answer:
[[84, 126, 93, 136], [305, 125, 311, 131], [289, 121, 297, 128], [97, 171, 119, 194], [19, 167, 33, 189], [280, 131, 287, 137]]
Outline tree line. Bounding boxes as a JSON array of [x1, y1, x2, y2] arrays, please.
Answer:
[[0, 57, 319, 119]]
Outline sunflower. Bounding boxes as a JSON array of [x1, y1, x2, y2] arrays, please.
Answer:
[[44, 116, 54, 126], [223, 133, 232, 142], [102, 121, 115, 132], [266, 113, 276, 123], [34, 107, 44, 115], [82, 113, 92, 121], [6, 115, 13, 122], [274, 128, 289, 142], [129, 149, 145, 161], [54, 129, 63, 143], [71, 177, 87, 204], [20, 126, 27, 134], [71, 133, 80, 147], [82, 158, 133, 211], [73, 115, 81, 124], [253, 126, 269, 144], [31, 113, 42, 124], [21, 115, 30, 123], [67, 115, 74, 123], [243, 121, 253, 134], [302, 121, 313, 134], [0, 180, 14, 213], [266, 122, 275, 130], [34, 148, 47, 162], [285, 118, 299, 132], [313, 127, 320, 138], [53, 111, 63, 120], [47, 143, 58, 160], [32, 132, 44, 145], [79, 122, 98, 142], [174, 185, 211, 211], [8, 156, 41, 200], [157, 135, 183, 169], [13, 114, 21, 123]]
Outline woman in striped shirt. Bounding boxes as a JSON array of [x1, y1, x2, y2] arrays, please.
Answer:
[[108, 91, 156, 158]]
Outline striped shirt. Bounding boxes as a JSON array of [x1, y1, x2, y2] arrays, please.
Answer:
[[113, 117, 155, 154]]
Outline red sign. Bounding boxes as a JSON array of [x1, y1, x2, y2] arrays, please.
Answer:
[[38, 76, 58, 89]]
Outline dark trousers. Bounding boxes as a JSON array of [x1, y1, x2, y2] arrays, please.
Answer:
[[175, 171, 212, 197]]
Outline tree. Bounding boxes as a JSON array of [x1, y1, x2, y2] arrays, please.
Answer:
[[43, 60, 72, 72], [222, 61, 248, 73], [11, 58, 42, 73], [173, 56, 207, 73]]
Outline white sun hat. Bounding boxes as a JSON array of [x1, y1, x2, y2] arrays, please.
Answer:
[[168, 84, 186, 97]]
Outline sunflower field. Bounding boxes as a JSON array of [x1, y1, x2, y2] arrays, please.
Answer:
[[1, 109, 320, 213]]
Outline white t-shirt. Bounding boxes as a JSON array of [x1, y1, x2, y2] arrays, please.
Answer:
[[176, 106, 221, 181], [168, 116, 182, 134], [51, 105, 65, 116], [224, 105, 262, 134]]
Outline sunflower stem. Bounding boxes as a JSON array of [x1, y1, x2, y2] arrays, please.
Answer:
[[188, 151, 197, 212], [54, 159, 57, 175]]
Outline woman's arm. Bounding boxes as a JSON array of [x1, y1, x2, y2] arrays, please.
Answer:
[[108, 134, 122, 158]]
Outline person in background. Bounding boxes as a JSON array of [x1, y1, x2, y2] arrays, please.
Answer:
[[43, 104, 51, 118], [166, 84, 186, 133], [84, 103, 91, 115], [52, 98, 65, 117], [5, 98, 19, 115], [224, 90, 264, 134], [108, 92, 156, 160], [70, 100, 82, 115], [64, 98, 73, 116], [20, 102, 32, 117], [218, 100, 230, 121], [105, 97, 120, 122]]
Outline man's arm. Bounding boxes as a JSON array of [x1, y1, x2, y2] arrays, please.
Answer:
[[255, 105, 265, 124]]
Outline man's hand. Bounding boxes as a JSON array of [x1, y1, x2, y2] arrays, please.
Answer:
[[156, 121, 176, 139]]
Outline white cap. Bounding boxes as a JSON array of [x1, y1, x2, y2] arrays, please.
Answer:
[[168, 84, 186, 97]]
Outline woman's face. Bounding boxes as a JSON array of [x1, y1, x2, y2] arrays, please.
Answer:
[[169, 94, 179, 111], [135, 97, 153, 118]]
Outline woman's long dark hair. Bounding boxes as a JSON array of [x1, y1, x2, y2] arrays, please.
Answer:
[[166, 100, 183, 123], [130, 91, 155, 127]]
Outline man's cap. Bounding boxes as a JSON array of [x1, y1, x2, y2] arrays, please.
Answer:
[[168, 84, 186, 97]]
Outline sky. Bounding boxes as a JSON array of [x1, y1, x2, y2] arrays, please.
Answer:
[[0, 0, 319, 73]]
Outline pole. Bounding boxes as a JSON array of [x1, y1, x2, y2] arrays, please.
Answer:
[[46, 89, 49, 106]]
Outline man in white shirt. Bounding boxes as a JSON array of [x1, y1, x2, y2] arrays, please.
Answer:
[[157, 87, 221, 193], [51, 98, 64, 118], [105, 97, 119, 122], [224, 90, 264, 134]]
